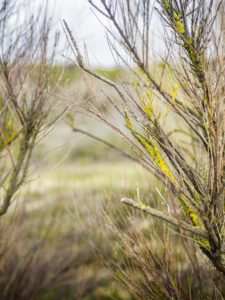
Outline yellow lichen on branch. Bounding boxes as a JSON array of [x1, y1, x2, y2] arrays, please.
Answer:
[[132, 81, 155, 119], [180, 194, 200, 226], [125, 111, 175, 181], [136, 134, 175, 179], [175, 20, 185, 34], [179, 194, 211, 251]]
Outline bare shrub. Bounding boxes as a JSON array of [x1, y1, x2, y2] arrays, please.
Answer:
[[0, 0, 62, 216], [63, 0, 225, 275]]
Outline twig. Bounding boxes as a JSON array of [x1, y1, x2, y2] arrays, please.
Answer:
[[121, 197, 208, 239]]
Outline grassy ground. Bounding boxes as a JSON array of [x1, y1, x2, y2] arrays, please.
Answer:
[[2, 118, 153, 299]]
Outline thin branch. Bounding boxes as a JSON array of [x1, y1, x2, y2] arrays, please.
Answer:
[[121, 197, 208, 239]]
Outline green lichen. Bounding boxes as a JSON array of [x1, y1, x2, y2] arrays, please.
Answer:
[[171, 83, 180, 101], [146, 90, 152, 101], [0, 120, 19, 151], [124, 111, 175, 181], [142, 99, 155, 118], [189, 213, 199, 225], [175, 20, 185, 34], [174, 12, 182, 20], [183, 39, 205, 83], [162, 0, 205, 85], [180, 194, 199, 227], [180, 195, 211, 252], [124, 112, 133, 130], [136, 133, 175, 180], [144, 90, 155, 117], [132, 80, 155, 119], [194, 193, 201, 204], [198, 239, 211, 252], [163, 0, 171, 13], [141, 203, 146, 210]]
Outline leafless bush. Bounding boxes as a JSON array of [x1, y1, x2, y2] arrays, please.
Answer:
[[64, 0, 225, 275], [0, 0, 62, 216]]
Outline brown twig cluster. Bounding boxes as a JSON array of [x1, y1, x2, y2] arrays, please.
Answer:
[[0, 0, 61, 216]]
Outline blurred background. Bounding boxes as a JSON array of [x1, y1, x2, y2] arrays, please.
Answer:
[[1, 1, 225, 299]]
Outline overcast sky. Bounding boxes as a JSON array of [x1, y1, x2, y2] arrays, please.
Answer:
[[39, 0, 164, 67]]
